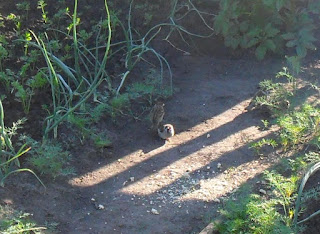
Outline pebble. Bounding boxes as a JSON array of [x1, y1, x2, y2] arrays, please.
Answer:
[[98, 204, 105, 210], [259, 189, 267, 195], [151, 208, 160, 215], [213, 198, 220, 203]]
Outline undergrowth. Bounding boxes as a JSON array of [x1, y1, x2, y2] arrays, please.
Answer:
[[0, 205, 46, 234], [216, 68, 320, 233]]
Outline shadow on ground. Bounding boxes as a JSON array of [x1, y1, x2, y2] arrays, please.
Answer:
[[1, 55, 287, 233]]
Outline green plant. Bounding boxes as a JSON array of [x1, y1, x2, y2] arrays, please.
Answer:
[[7, 13, 21, 32], [249, 138, 278, 156], [264, 171, 299, 222], [0, 100, 44, 187], [12, 80, 33, 114], [217, 190, 293, 233], [278, 104, 320, 150], [293, 162, 320, 230], [18, 0, 112, 140], [20, 135, 74, 178], [110, 93, 130, 120], [0, 39, 8, 70], [37, 0, 49, 24], [93, 133, 112, 149], [0, 205, 46, 233], [261, 119, 270, 130], [16, 1, 31, 21], [251, 68, 296, 115], [214, 0, 319, 60]]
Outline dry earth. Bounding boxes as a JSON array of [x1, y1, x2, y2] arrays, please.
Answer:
[[1, 55, 292, 233]]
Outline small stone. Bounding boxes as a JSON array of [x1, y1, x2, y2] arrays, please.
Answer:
[[98, 204, 105, 210], [213, 198, 220, 203], [151, 208, 159, 215], [217, 163, 222, 169], [91, 198, 96, 202], [207, 134, 211, 138], [206, 166, 211, 170], [259, 189, 267, 195]]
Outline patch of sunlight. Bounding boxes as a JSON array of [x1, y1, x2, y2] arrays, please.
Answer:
[[179, 159, 272, 202], [119, 124, 273, 197], [69, 98, 275, 198]]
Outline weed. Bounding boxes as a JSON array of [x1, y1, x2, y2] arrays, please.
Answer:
[[37, 0, 49, 24], [217, 190, 293, 233], [0, 205, 46, 233], [110, 93, 130, 120], [0, 100, 44, 188], [249, 138, 278, 156], [20, 135, 74, 178], [93, 133, 112, 149], [278, 104, 320, 150]]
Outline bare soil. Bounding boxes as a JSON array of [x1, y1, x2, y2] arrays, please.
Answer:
[[1, 55, 298, 233]]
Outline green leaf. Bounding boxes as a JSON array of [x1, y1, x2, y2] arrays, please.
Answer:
[[282, 33, 295, 40], [286, 40, 297, 48], [245, 38, 259, 48], [296, 45, 307, 57], [225, 36, 240, 49], [255, 45, 267, 60], [265, 24, 280, 37], [239, 21, 249, 33], [264, 39, 276, 51]]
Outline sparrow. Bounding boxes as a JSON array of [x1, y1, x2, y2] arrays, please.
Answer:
[[150, 101, 165, 130], [158, 124, 175, 140]]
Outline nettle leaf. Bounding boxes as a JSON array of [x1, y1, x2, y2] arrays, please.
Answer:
[[246, 37, 259, 48], [239, 21, 249, 33], [286, 40, 297, 48], [214, 14, 227, 34], [282, 33, 295, 40], [264, 39, 276, 51], [247, 27, 261, 37], [265, 24, 280, 37], [296, 45, 307, 57], [255, 44, 267, 60], [225, 36, 240, 49], [286, 56, 301, 75]]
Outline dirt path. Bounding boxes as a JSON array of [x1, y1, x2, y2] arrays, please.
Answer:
[[1, 55, 285, 233]]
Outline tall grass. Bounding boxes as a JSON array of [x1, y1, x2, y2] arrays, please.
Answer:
[[22, 0, 112, 139], [0, 99, 45, 188]]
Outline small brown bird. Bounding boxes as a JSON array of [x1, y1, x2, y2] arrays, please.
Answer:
[[158, 124, 175, 140], [150, 101, 165, 130]]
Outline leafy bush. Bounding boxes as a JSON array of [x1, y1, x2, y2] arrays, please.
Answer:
[[214, 0, 319, 60]]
